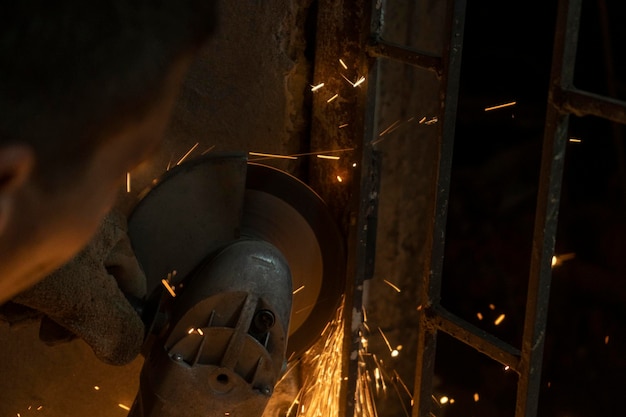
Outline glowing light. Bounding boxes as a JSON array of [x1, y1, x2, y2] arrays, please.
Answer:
[[327, 93, 339, 103], [504, 365, 510, 371], [339, 123, 349, 128], [118, 404, 131, 411], [353, 162, 357, 167], [353, 76, 366, 87], [494, 314, 506, 326], [552, 252, 576, 268], [474, 393, 480, 402], [419, 116, 427, 124], [188, 328, 194, 334], [94, 386, 100, 391], [176, 142, 199, 165], [336, 175, 343, 182], [489, 304, 496, 310], [484, 101, 517, 111], [197, 328, 204, 336], [37, 406, 43, 411], [440, 396, 449, 404], [605, 335, 610, 344], [126, 172, 131, 193], [383, 279, 402, 293], [378, 327, 395, 354], [425, 116, 438, 125], [317, 154, 341, 160], [391, 349, 399, 358], [311, 82, 325, 92], [249, 151, 297, 160], [293, 285, 305, 295], [569, 137, 582, 143], [161, 279, 177, 298], [339, 59, 348, 70], [378, 120, 402, 137], [477, 312, 484, 320]]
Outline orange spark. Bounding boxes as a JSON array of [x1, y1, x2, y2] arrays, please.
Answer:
[[317, 155, 341, 160], [311, 82, 325, 92], [383, 279, 401, 293], [485, 101, 517, 111], [339, 59, 348, 70], [249, 151, 297, 160]]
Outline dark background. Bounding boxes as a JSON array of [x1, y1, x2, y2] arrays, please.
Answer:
[[435, 0, 626, 416]]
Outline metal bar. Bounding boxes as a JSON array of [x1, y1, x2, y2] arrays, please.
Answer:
[[366, 40, 442, 75], [553, 87, 626, 125], [430, 305, 522, 371], [413, 0, 466, 416], [515, 0, 581, 416], [308, 1, 378, 416]]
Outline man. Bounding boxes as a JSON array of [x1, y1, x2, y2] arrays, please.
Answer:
[[0, 1, 217, 364]]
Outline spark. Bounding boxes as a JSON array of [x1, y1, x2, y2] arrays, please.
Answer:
[[477, 312, 484, 320], [353, 76, 366, 87], [484, 101, 517, 111], [166, 156, 173, 171], [383, 279, 402, 293], [188, 328, 194, 334], [439, 396, 449, 404], [327, 93, 339, 103], [37, 406, 43, 411], [424, 116, 438, 125], [378, 327, 394, 354], [504, 365, 510, 371], [489, 303, 496, 310], [552, 252, 576, 267], [126, 172, 131, 193], [569, 137, 582, 143], [474, 393, 480, 402], [339, 59, 348, 70], [353, 162, 357, 167], [494, 314, 506, 326], [339, 123, 349, 128], [337, 175, 343, 182], [419, 116, 427, 124], [176, 142, 199, 165], [378, 120, 402, 137], [94, 386, 100, 391], [201, 144, 216, 155], [118, 404, 131, 411], [311, 82, 325, 92], [317, 154, 341, 160], [161, 279, 177, 298], [197, 328, 204, 336], [293, 285, 305, 295], [605, 335, 610, 344], [248, 151, 297, 160]]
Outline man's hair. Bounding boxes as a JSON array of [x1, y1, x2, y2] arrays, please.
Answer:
[[0, 0, 217, 183]]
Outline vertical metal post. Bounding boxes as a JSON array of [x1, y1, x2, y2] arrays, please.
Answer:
[[515, 0, 581, 415], [308, 1, 377, 416], [413, 1, 466, 416]]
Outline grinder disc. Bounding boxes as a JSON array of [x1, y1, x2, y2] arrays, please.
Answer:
[[244, 163, 345, 360], [128, 155, 344, 360]]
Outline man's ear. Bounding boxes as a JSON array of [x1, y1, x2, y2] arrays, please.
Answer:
[[0, 145, 34, 234]]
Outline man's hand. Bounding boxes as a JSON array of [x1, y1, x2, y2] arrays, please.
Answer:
[[11, 209, 147, 365]]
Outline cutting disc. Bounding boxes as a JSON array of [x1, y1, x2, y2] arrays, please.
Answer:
[[128, 154, 345, 359]]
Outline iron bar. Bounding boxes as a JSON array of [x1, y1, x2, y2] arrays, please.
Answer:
[[366, 40, 442, 75], [413, 1, 466, 416], [430, 305, 522, 371], [515, 0, 581, 416], [309, 1, 378, 416], [553, 87, 626, 125]]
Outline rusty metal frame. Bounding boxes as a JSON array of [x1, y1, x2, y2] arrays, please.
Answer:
[[309, 0, 626, 416]]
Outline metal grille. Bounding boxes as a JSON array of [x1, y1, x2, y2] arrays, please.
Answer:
[[309, 0, 626, 416]]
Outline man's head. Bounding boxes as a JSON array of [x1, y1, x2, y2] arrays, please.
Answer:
[[0, 0, 217, 302]]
